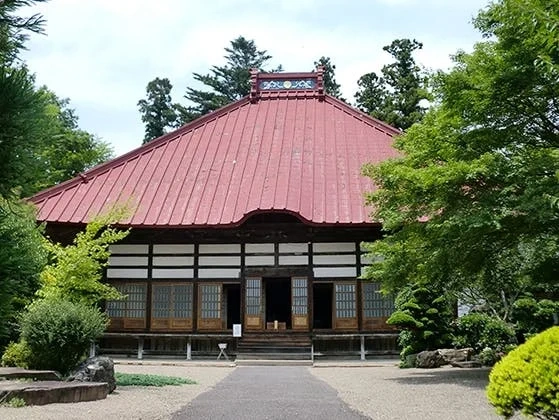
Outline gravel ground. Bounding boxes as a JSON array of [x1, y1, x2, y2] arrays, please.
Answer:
[[0, 363, 234, 420], [0, 362, 518, 420], [311, 364, 511, 420]]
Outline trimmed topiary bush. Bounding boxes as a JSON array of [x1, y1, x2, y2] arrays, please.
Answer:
[[511, 297, 559, 341], [453, 313, 517, 354], [487, 326, 559, 419], [20, 299, 108, 375], [387, 283, 454, 361]]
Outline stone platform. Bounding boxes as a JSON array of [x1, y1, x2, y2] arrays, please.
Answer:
[[0, 368, 108, 406]]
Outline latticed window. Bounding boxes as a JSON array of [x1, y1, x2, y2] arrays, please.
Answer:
[[292, 277, 307, 315], [106, 283, 147, 318], [200, 284, 220, 319], [152, 283, 193, 319], [246, 278, 261, 316], [363, 282, 394, 318], [335, 283, 356, 318]]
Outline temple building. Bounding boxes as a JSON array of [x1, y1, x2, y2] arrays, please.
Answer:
[[30, 69, 400, 360]]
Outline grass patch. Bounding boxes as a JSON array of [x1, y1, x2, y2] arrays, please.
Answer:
[[115, 372, 196, 387], [0, 397, 26, 407]]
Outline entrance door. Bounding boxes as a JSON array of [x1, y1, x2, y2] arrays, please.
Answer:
[[245, 277, 263, 330], [313, 283, 333, 329], [265, 277, 291, 329], [224, 284, 241, 329]]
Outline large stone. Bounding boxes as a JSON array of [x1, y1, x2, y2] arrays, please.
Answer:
[[0, 381, 108, 406], [67, 356, 116, 393], [438, 348, 473, 364], [415, 350, 446, 368], [0, 367, 60, 381]]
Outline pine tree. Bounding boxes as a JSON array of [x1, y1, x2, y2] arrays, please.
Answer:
[[180, 36, 280, 123], [314, 56, 343, 99], [355, 39, 428, 130], [137, 77, 179, 143]]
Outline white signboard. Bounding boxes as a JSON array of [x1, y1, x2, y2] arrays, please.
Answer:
[[233, 324, 242, 337]]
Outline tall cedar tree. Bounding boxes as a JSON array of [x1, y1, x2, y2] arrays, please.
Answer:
[[355, 39, 428, 130], [138, 77, 179, 143], [362, 0, 559, 319], [179, 36, 280, 123], [314, 56, 343, 99]]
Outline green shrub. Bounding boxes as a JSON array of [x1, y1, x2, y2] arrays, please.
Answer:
[[387, 284, 454, 359], [20, 299, 108, 375], [487, 327, 559, 419], [453, 313, 517, 354], [511, 297, 559, 341], [0, 340, 33, 369]]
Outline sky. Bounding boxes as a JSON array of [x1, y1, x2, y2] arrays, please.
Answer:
[[22, 0, 490, 157]]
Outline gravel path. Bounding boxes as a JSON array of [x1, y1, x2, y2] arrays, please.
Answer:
[[0, 363, 234, 420], [311, 365, 507, 420], [0, 362, 516, 419], [171, 366, 367, 420]]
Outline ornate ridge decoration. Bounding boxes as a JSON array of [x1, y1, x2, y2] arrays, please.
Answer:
[[259, 79, 316, 90], [250, 67, 325, 103]]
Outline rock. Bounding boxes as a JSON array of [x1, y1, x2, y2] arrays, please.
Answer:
[[438, 348, 473, 364], [450, 360, 482, 368], [67, 356, 116, 393], [415, 350, 446, 368]]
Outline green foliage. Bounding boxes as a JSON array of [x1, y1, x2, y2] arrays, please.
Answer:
[[20, 299, 108, 375], [0, 0, 47, 66], [137, 77, 180, 143], [361, 0, 559, 319], [0, 196, 46, 351], [0, 65, 45, 196], [32, 88, 113, 192], [487, 326, 559, 419], [180, 36, 281, 122], [387, 284, 453, 358], [1, 396, 26, 407], [452, 313, 517, 355], [355, 38, 429, 130], [511, 297, 559, 340], [115, 372, 196, 387], [314, 56, 343, 99], [38, 207, 130, 306], [1, 340, 32, 369]]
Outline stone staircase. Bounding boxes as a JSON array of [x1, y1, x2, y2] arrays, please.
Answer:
[[236, 333, 312, 362]]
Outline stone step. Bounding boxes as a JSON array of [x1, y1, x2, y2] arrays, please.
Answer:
[[235, 359, 313, 366], [236, 352, 312, 361]]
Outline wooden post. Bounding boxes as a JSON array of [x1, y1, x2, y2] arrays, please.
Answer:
[[360, 335, 365, 361], [138, 337, 144, 360], [186, 337, 192, 361]]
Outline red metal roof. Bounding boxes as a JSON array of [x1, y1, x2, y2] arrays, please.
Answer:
[[30, 70, 400, 228]]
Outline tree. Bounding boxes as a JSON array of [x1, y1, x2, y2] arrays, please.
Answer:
[[314, 56, 343, 99], [0, 196, 47, 351], [0, 0, 46, 66], [362, 0, 559, 319], [38, 206, 130, 306], [180, 36, 280, 122], [355, 39, 428, 130], [33, 88, 113, 191], [138, 77, 180, 143]]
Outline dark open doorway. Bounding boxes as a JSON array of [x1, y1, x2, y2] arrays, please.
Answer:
[[265, 277, 291, 328], [313, 283, 333, 329], [224, 284, 241, 329]]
